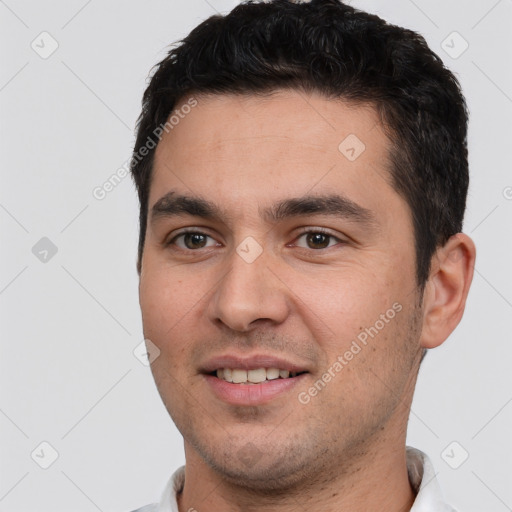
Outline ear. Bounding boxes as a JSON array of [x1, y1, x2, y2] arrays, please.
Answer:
[[420, 233, 476, 349]]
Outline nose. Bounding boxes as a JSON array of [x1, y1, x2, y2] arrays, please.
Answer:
[[207, 244, 290, 332]]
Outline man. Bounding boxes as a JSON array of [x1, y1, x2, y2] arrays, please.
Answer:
[[129, 0, 476, 510]]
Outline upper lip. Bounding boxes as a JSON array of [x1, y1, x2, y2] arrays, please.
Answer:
[[200, 353, 310, 374]]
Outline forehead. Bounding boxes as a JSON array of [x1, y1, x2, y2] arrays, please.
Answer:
[[150, 90, 397, 218], [157, 89, 385, 158]]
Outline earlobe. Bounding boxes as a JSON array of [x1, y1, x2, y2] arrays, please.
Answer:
[[420, 233, 476, 349]]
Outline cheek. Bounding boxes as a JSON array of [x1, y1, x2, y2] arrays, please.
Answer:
[[297, 264, 417, 380], [139, 266, 199, 347], [299, 267, 400, 339], [139, 269, 205, 403]]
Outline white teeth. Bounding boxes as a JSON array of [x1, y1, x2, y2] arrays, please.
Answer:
[[248, 368, 267, 383], [231, 369, 248, 384], [266, 368, 280, 380], [215, 367, 299, 383]]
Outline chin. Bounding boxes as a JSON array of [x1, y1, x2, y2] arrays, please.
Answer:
[[210, 458, 308, 492], [194, 435, 320, 493]]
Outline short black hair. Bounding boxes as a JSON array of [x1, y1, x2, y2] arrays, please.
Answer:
[[131, 0, 469, 290]]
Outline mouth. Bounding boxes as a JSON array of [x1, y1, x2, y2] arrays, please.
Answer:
[[210, 367, 307, 384], [201, 355, 310, 405]]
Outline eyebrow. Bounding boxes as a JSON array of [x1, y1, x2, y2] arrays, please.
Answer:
[[151, 192, 226, 224], [263, 195, 376, 226], [150, 191, 377, 229]]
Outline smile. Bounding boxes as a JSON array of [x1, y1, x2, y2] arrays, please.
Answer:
[[214, 367, 304, 384]]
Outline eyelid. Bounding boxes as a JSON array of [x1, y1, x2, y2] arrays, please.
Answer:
[[295, 226, 337, 235]]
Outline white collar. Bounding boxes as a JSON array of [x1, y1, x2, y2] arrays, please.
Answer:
[[407, 447, 458, 512]]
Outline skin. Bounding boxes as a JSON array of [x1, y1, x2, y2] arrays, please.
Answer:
[[138, 89, 476, 512]]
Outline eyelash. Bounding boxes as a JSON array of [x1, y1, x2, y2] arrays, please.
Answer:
[[167, 228, 345, 251]]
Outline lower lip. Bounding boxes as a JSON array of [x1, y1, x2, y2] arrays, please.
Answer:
[[204, 374, 308, 406]]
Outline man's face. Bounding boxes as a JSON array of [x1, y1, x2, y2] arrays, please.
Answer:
[[139, 90, 425, 489]]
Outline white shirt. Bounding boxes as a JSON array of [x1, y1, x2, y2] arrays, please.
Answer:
[[130, 447, 457, 512]]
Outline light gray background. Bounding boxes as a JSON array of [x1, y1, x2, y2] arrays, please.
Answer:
[[1, 1, 511, 511]]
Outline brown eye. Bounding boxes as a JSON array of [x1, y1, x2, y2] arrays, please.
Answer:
[[306, 233, 331, 249], [170, 231, 218, 250], [183, 233, 208, 249], [294, 231, 341, 250]]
